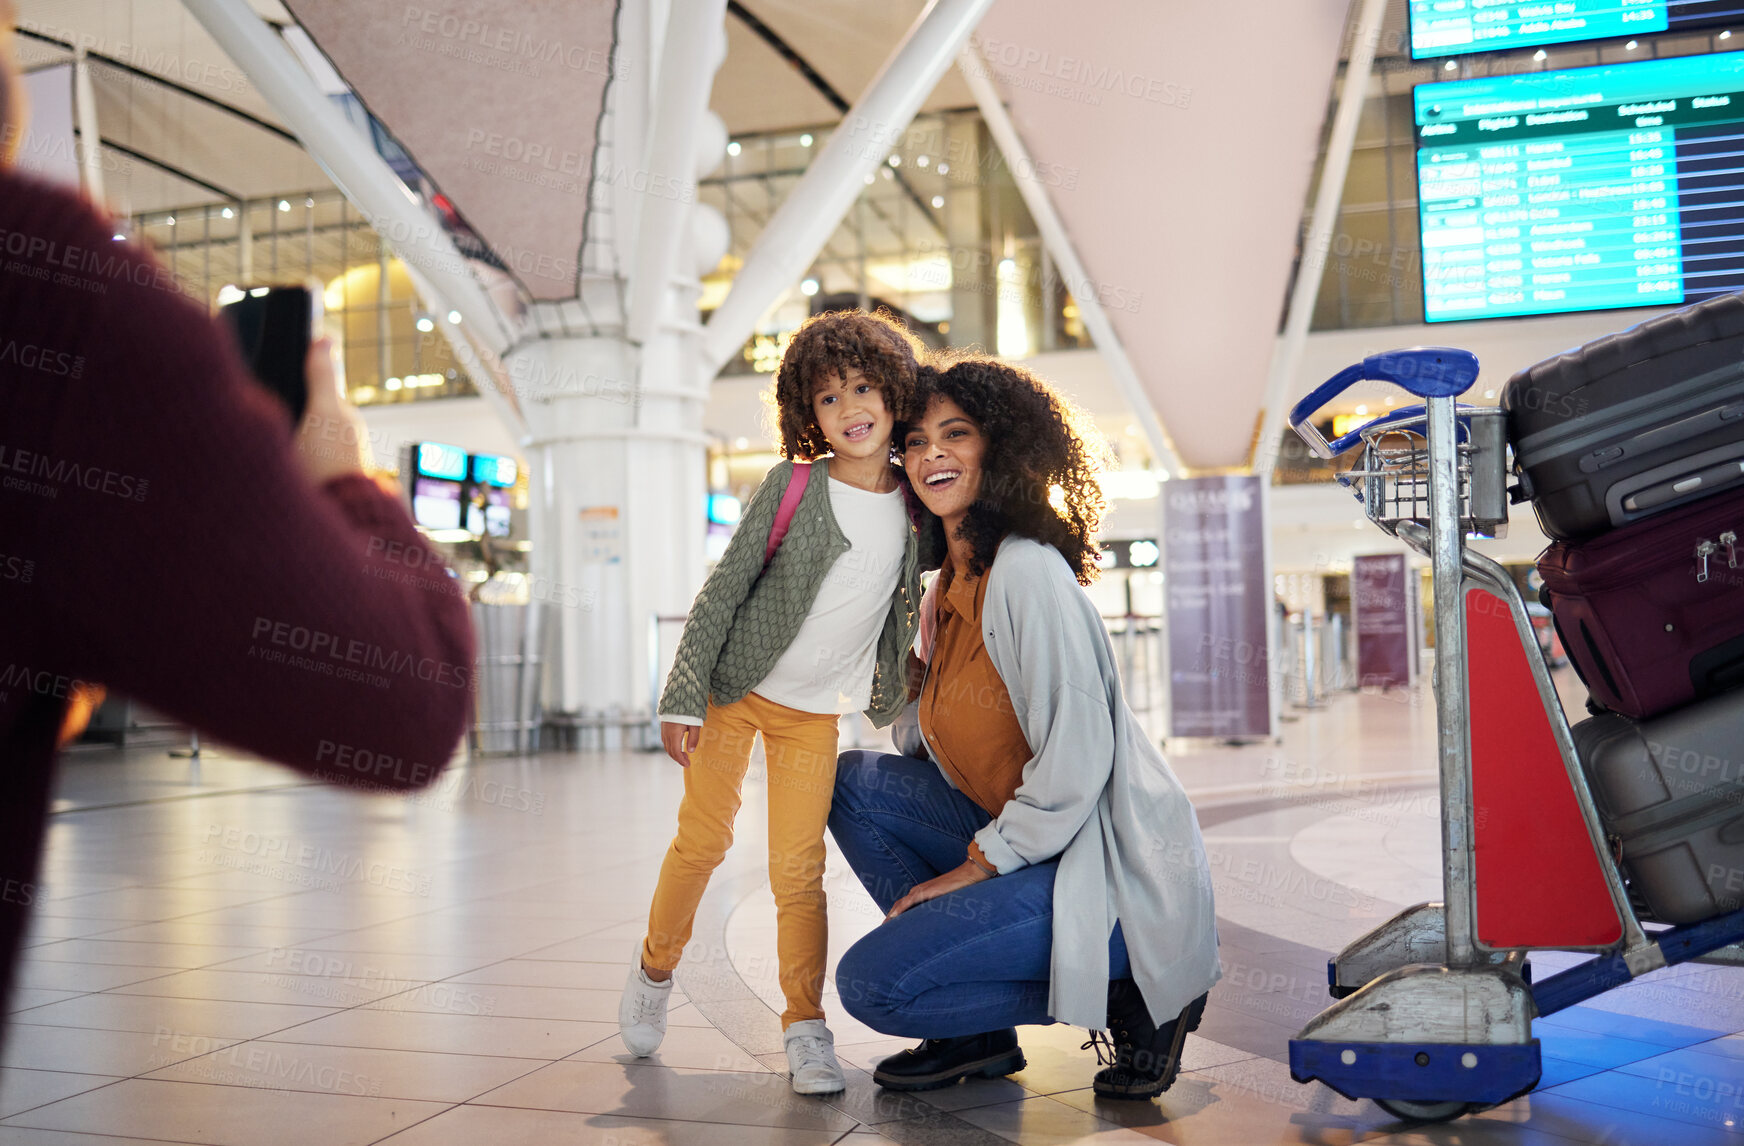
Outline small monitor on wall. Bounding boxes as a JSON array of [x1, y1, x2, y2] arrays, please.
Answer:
[[415, 442, 468, 481], [1407, 2, 1740, 61], [470, 453, 518, 488], [1416, 49, 1744, 323], [412, 477, 463, 531]]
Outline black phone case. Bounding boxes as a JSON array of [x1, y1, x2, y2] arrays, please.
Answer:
[[221, 287, 313, 425]]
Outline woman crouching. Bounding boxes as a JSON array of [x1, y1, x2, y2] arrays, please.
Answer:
[[829, 356, 1220, 1100]]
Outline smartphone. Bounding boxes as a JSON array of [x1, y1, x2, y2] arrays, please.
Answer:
[[219, 282, 322, 427]]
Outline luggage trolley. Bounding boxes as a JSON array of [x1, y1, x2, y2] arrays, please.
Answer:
[[1282, 347, 1744, 1123]]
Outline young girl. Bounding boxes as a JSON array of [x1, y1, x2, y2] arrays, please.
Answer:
[[621, 310, 930, 1095]]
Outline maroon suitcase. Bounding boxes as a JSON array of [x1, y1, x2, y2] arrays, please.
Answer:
[[1539, 490, 1744, 719]]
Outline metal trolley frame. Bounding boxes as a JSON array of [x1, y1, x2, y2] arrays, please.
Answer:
[[1282, 348, 1744, 1123]]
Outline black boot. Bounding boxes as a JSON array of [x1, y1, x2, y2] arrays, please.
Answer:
[[871, 1029, 1025, 1091], [1087, 981, 1207, 1100]]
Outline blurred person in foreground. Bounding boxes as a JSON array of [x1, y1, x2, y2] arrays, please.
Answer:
[[0, 6, 473, 1020]]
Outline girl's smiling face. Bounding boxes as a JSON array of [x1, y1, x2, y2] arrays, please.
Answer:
[[810, 367, 894, 459]]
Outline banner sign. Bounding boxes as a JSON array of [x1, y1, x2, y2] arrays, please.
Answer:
[[1354, 553, 1412, 689], [1165, 475, 1271, 738]]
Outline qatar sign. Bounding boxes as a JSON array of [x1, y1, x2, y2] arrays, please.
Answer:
[[1164, 475, 1271, 738]]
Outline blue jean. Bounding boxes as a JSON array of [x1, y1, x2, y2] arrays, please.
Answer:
[[827, 750, 1129, 1038]]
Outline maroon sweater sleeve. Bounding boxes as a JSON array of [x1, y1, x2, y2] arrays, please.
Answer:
[[0, 173, 474, 791]]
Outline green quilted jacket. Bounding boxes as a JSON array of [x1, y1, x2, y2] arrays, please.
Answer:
[[659, 458, 924, 729]]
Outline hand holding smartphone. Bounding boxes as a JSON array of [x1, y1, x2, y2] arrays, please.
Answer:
[[219, 282, 322, 427]]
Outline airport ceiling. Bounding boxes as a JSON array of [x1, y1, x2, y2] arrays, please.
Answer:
[[9, 0, 1418, 218], [8, 0, 1000, 216], [9, 1, 1405, 469]]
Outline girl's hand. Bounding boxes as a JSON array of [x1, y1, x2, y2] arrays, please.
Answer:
[[660, 721, 700, 767], [886, 859, 992, 920]]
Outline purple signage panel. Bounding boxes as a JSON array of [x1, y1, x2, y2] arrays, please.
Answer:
[[1354, 553, 1412, 689], [1165, 476, 1271, 738]]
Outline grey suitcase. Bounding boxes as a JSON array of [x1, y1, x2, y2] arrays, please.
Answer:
[[1505, 292, 1744, 542], [1572, 694, 1744, 925]]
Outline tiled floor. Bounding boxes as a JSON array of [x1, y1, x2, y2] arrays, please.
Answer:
[[4, 672, 1741, 1144]]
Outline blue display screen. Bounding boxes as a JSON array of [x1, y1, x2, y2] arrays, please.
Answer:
[[1407, 2, 1744, 60], [1417, 50, 1744, 322], [470, 453, 518, 487], [416, 441, 468, 480]]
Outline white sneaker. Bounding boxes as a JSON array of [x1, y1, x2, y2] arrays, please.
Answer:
[[618, 945, 673, 1057], [784, 1019, 845, 1095]]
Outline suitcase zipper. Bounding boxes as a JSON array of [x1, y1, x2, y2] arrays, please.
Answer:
[[1697, 538, 1718, 583]]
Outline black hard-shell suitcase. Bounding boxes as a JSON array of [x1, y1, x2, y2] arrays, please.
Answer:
[[1572, 692, 1744, 924], [1504, 292, 1744, 542]]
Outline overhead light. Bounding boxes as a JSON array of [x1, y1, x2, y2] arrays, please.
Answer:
[[936, 162, 949, 175], [880, 167, 893, 180], [726, 140, 741, 156], [220, 206, 234, 219], [447, 310, 461, 324], [111, 232, 125, 241], [416, 316, 435, 332], [249, 286, 270, 297], [799, 133, 813, 147], [305, 196, 314, 207], [1355, 404, 1368, 416], [1484, 389, 1496, 399], [1444, 60, 1457, 71], [998, 257, 1016, 274], [165, 215, 176, 226], [1625, 39, 1638, 49], [931, 195, 945, 208], [888, 154, 901, 167], [733, 436, 749, 449], [385, 376, 403, 390], [800, 278, 819, 296], [916, 155, 929, 167], [1533, 49, 1547, 61], [863, 173, 875, 185], [277, 199, 290, 211], [1723, 30, 1733, 39], [217, 284, 245, 305]]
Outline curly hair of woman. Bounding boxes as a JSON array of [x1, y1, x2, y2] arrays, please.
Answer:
[[913, 356, 1111, 584]]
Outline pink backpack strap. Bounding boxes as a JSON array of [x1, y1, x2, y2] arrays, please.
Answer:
[[763, 462, 812, 569]]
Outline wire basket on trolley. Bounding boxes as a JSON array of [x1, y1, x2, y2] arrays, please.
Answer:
[[1336, 405, 1511, 539]]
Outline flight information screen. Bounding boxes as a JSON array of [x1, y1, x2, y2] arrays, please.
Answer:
[[1417, 50, 1744, 322], [1408, 2, 1744, 60]]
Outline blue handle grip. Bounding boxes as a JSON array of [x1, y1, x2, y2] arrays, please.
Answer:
[[1288, 347, 1480, 459]]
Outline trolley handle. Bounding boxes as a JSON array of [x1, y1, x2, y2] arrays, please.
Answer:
[[1289, 347, 1480, 460]]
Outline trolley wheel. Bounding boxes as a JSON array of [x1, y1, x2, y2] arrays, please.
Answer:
[[1374, 1098, 1474, 1123]]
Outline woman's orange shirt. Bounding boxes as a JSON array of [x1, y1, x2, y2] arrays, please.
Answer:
[[918, 559, 1033, 869]]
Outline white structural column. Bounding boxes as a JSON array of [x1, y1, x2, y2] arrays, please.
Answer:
[[701, 0, 995, 371], [957, 41, 1181, 478], [514, 3, 725, 723], [627, 0, 730, 344], [1252, 0, 1390, 479], [71, 49, 104, 202], [182, 0, 528, 442]]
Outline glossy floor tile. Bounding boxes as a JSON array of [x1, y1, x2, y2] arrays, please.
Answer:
[[3, 679, 1739, 1143]]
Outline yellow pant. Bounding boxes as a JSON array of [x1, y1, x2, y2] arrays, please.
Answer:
[[643, 692, 840, 1029]]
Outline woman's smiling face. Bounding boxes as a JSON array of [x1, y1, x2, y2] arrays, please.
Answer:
[[903, 395, 984, 524]]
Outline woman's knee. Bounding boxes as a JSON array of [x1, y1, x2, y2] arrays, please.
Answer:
[[834, 936, 904, 1029], [833, 750, 881, 799]]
